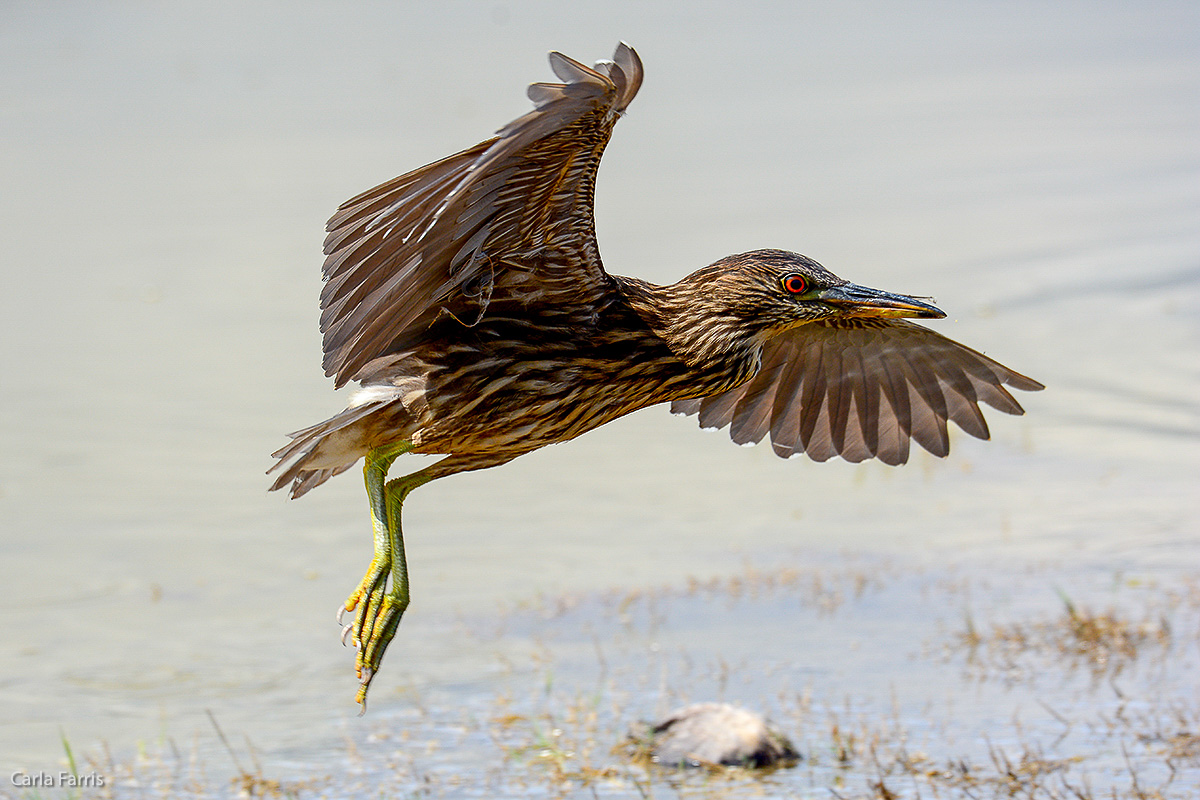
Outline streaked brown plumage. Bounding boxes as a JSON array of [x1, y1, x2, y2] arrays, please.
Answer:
[[269, 43, 1042, 706]]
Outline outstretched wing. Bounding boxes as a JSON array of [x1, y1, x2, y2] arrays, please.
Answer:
[[671, 319, 1043, 465], [319, 43, 644, 387]]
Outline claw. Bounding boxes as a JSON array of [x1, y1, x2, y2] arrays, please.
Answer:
[[355, 673, 372, 714], [343, 589, 408, 707]]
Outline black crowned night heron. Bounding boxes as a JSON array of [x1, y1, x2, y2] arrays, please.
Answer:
[[269, 43, 1042, 706]]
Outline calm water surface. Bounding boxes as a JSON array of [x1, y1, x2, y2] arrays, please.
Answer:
[[1, 2, 1197, 795]]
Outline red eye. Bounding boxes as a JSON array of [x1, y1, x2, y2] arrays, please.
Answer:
[[782, 274, 808, 294]]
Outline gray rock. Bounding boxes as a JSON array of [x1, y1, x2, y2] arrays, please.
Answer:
[[630, 702, 800, 769]]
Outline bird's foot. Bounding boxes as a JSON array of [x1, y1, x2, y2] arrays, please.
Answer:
[[351, 593, 406, 708], [339, 557, 408, 709], [339, 554, 387, 636]]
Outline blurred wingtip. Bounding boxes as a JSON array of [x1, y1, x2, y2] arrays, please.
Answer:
[[1010, 374, 1046, 392]]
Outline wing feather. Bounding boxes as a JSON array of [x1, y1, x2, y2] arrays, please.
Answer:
[[896, 345, 951, 457], [672, 319, 1042, 465], [874, 337, 914, 466], [317, 43, 644, 387], [767, 341, 808, 457], [729, 356, 787, 445], [836, 343, 873, 462], [796, 337, 829, 454], [697, 389, 742, 431], [851, 344, 881, 459], [825, 340, 853, 456]]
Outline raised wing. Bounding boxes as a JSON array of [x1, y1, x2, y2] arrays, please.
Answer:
[[319, 43, 644, 387], [671, 319, 1043, 465]]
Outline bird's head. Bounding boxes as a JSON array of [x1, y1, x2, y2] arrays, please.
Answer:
[[698, 249, 945, 328], [657, 249, 945, 366]]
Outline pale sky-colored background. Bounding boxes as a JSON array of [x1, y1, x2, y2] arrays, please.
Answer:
[[1, 0, 1197, 786]]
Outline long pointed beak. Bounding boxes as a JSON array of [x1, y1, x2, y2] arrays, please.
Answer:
[[817, 283, 946, 320]]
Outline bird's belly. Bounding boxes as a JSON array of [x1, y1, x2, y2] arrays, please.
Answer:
[[413, 365, 656, 455], [403, 342, 724, 454], [393, 324, 757, 458]]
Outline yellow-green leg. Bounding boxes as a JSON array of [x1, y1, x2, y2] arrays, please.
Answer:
[[339, 447, 514, 708], [339, 440, 432, 708]]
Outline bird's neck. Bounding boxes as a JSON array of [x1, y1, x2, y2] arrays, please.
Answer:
[[617, 275, 773, 383]]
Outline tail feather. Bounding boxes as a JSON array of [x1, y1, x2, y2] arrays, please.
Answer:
[[268, 400, 399, 499], [276, 464, 356, 498]]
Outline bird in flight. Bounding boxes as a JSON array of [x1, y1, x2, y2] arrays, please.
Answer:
[[269, 43, 1042, 707]]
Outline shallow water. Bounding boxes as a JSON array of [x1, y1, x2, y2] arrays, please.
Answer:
[[1, 1, 1197, 796]]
